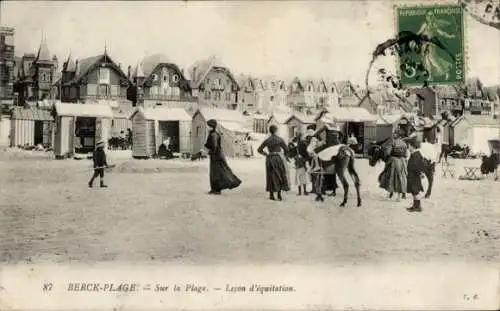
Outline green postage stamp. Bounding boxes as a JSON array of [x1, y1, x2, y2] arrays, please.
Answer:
[[396, 4, 465, 86]]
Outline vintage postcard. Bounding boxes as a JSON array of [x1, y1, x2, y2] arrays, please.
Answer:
[[0, 0, 499, 310]]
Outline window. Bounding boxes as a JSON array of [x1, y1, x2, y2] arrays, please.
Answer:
[[163, 75, 168, 82], [87, 84, 97, 95], [218, 78, 222, 86], [110, 85, 119, 96], [225, 92, 230, 101], [152, 74, 158, 81], [172, 74, 179, 83], [308, 85, 312, 92], [270, 96, 274, 102], [196, 126, 200, 136], [99, 68, 110, 84], [99, 84, 108, 96], [280, 83, 284, 90]]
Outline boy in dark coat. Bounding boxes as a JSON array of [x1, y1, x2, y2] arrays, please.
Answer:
[[88, 140, 108, 188], [406, 135, 425, 212]]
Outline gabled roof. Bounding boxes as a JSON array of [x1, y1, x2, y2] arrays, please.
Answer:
[[315, 106, 376, 123], [35, 38, 51, 62], [194, 108, 245, 123], [139, 53, 173, 78], [188, 56, 238, 90], [65, 54, 129, 85], [135, 107, 191, 121], [269, 111, 292, 124]]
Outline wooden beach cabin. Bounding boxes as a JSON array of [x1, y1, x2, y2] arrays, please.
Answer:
[[53, 103, 113, 158], [367, 114, 404, 143], [450, 114, 500, 155], [191, 108, 249, 157], [252, 113, 269, 134], [267, 112, 292, 142], [315, 107, 377, 155], [10, 106, 54, 148], [130, 107, 192, 158], [111, 105, 136, 137]]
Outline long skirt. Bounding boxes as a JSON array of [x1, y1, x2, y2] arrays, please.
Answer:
[[378, 156, 408, 193], [209, 154, 242, 191], [265, 154, 290, 192]]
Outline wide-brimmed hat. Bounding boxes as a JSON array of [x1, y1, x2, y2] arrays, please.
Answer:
[[96, 140, 105, 147], [207, 119, 217, 128]]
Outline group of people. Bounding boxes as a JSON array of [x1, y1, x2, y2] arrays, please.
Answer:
[[377, 130, 428, 212], [89, 118, 429, 213]]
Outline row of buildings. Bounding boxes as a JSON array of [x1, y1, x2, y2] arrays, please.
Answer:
[[0, 30, 414, 115], [1, 27, 499, 158]]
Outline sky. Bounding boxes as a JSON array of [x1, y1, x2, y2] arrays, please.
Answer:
[[2, 0, 499, 86]]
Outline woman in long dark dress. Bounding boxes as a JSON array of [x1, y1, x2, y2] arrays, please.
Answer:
[[378, 130, 408, 200], [204, 119, 242, 195], [257, 125, 290, 201]]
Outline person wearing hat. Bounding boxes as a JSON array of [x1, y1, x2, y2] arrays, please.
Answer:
[[88, 140, 108, 188], [204, 119, 241, 195], [406, 134, 425, 212]]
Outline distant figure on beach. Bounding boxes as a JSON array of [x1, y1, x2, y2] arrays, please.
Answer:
[[204, 119, 242, 195], [257, 125, 290, 201], [88, 140, 108, 188]]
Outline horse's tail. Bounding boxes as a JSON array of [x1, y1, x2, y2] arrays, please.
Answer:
[[347, 155, 360, 187]]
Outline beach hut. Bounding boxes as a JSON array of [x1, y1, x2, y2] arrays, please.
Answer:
[[315, 107, 377, 155], [253, 113, 269, 134], [267, 112, 292, 141], [53, 103, 113, 158], [366, 114, 404, 145], [450, 114, 500, 155], [130, 107, 192, 158], [192, 108, 249, 157], [111, 106, 136, 137], [289, 112, 315, 136], [0, 114, 11, 147], [10, 106, 54, 148]]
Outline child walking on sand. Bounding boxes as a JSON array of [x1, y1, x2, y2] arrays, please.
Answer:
[[88, 140, 109, 188], [294, 152, 309, 196]]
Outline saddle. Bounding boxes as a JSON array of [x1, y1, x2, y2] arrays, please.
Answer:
[[316, 144, 353, 161]]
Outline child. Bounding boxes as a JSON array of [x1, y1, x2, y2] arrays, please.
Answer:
[[88, 140, 108, 188], [406, 135, 425, 212], [294, 152, 308, 196]]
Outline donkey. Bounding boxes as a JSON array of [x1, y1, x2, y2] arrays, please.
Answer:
[[307, 139, 362, 207]]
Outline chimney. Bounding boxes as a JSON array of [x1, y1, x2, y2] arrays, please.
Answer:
[[127, 65, 131, 79]]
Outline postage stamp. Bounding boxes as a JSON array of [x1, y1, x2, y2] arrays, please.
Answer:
[[396, 4, 465, 86]]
